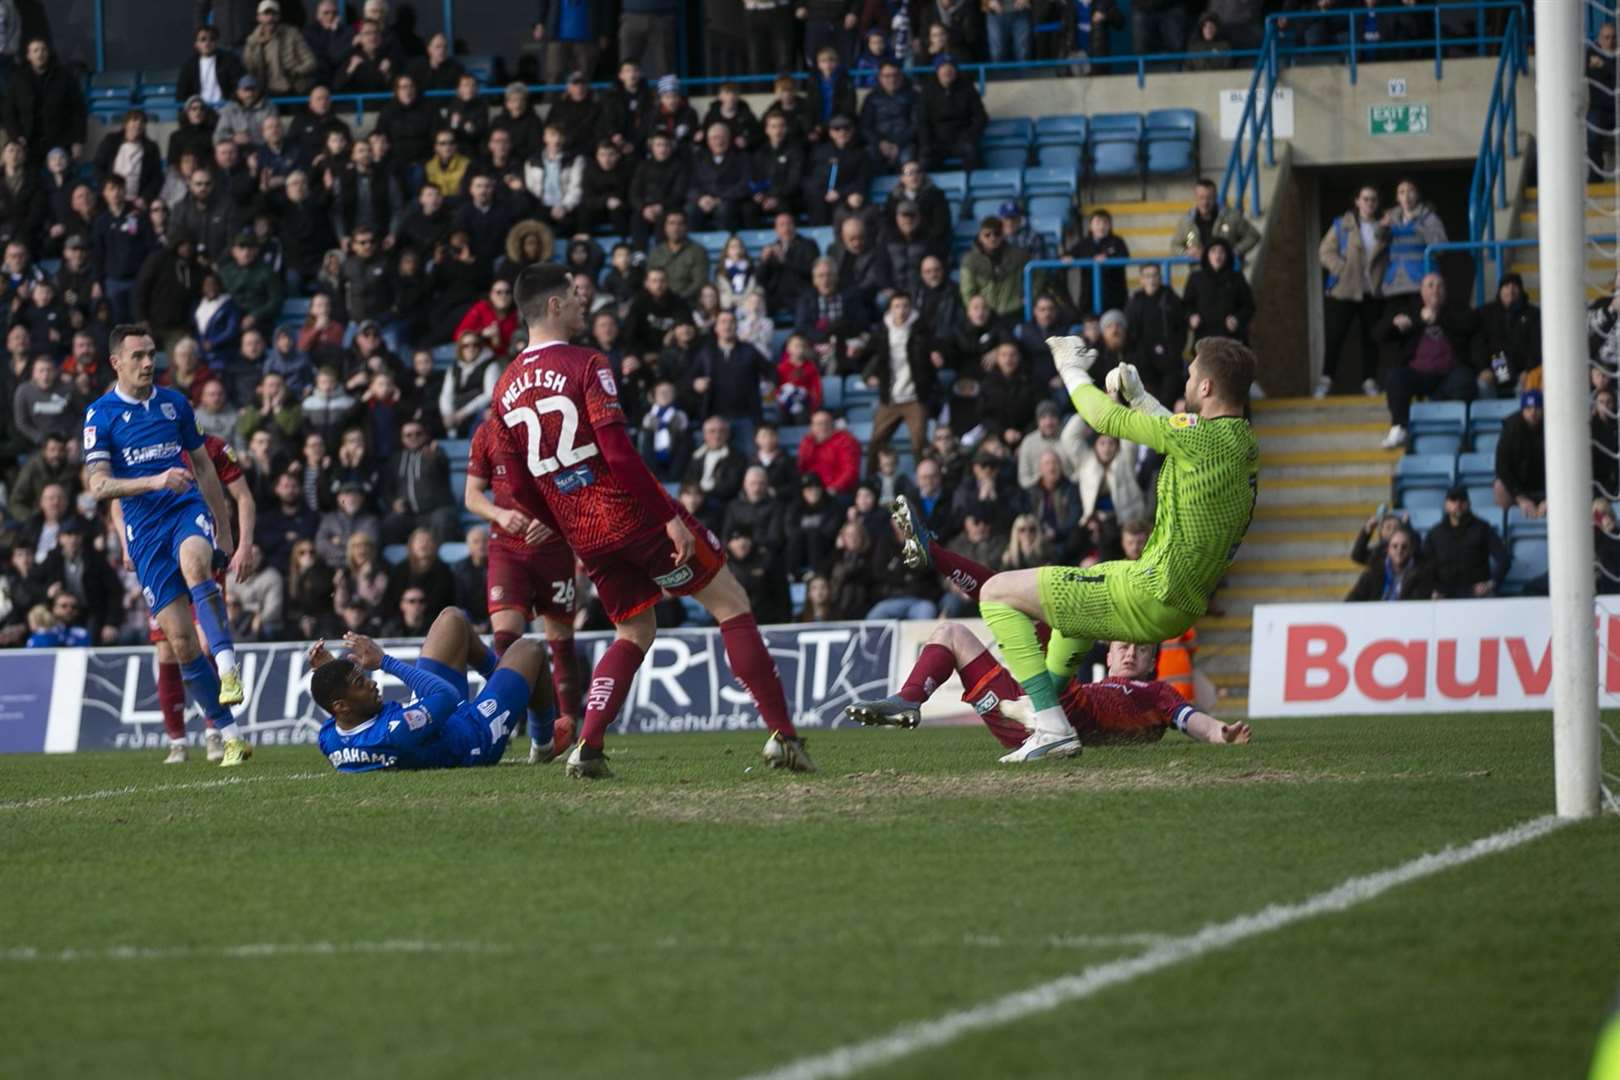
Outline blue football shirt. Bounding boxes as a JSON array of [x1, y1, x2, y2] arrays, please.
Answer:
[[81, 384, 207, 537]]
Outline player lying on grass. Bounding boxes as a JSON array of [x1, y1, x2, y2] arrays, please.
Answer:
[[843, 621, 1251, 749], [85, 325, 253, 767], [310, 607, 558, 772], [463, 418, 581, 764], [976, 337, 1260, 763]]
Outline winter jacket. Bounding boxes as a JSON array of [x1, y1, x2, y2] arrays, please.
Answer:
[[859, 314, 939, 407], [1170, 203, 1261, 259], [1124, 286, 1189, 379], [1382, 203, 1448, 297], [178, 51, 246, 108], [216, 96, 277, 147], [1345, 558, 1429, 602], [1319, 210, 1390, 301], [1375, 294, 1479, 374], [859, 82, 919, 150], [827, 239, 893, 298], [629, 154, 689, 215], [688, 149, 752, 204], [3, 59, 87, 156], [646, 241, 710, 304], [503, 220, 556, 266], [695, 341, 774, 422], [1425, 512, 1509, 596], [918, 77, 987, 154], [751, 138, 805, 207], [522, 152, 585, 211], [798, 430, 863, 495], [1474, 296, 1541, 387], [92, 135, 164, 206], [243, 23, 319, 95], [1182, 251, 1256, 344], [90, 206, 157, 282], [885, 182, 952, 259], [375, 98, 438, 166], [1074, 439, 1146, 523], [802, 142, 873, 205], [1494, 412, 1546, 502], [218, 259, 284, 329], [959, 242, 1030, 318], [134, 243, 202, 332]]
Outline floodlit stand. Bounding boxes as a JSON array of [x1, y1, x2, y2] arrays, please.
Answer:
[[1538, 0, 1602, 818]]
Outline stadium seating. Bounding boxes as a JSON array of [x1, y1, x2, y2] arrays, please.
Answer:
[[1405, 505, 1444, 536], [984, 145, 1031, 169], [820, 376, 844, 411], [1468, 398, 1519, 449], [1144, 109, 1198, 178], [1021, 166, 1079, 199], [1455, 451, 1495, 489], [1393, 453, 1455, 509], [982, 117, 1034, 152], [1407, 402, 1467, 455], [1087, 113, 1144, 188], [801, 225, 835, 251], [1035, 143, 1083, 170], [1466, 486, 1498, 515], [1033, 114, 1088, 148], [88, 69, 138, 107], [1505, 505, 1548, 540], [737, 228, 775, 252], [869, 175, 901, 205], [1503, 537, 1547, 592]]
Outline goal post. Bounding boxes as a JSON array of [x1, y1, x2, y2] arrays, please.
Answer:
[[1537, 0, 1602, 818]]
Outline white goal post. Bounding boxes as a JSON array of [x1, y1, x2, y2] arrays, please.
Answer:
[[1538, 0, 1602, 818]]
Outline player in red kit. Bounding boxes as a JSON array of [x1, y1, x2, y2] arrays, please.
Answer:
[[112, 434, 257, 764], [464, 419, 581, 763], [843, 622, 1251, 752], [494, 264, 816, 778]]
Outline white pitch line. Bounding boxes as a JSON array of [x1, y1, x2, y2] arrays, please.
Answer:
[[0, 772, 330, 811], [738, 815, 1571, 1080]]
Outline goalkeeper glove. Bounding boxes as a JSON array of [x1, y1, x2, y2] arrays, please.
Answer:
[[1105, 362, 1173, 418], [1047, 336, 1098, 396]]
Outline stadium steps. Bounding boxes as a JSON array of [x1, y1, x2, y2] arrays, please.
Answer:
[[1204, 396, 1394, 715], [1508, 182, 1618, 303]]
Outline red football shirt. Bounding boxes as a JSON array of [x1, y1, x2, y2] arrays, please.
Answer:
[[1061, 677, 1196, 744], [467, 420, 565, 550], [490, 341, 673, 557]]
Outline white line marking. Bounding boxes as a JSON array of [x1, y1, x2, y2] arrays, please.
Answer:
[[738, 815, 1571, 1080], [0, 772, 330, 811]]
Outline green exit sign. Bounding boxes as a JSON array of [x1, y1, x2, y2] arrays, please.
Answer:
[[1370, 103, 1430, 135]]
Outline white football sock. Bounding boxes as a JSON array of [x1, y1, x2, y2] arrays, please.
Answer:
[[216, 648, 238, 674], [1033, 706, 1075, 737], [217, 722, 241, 741]]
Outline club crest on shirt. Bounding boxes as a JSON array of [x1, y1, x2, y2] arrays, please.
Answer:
[[161, 403, 177, 421], [597, 368, 617, 396], [477, 698, 499, 718], [82, 427, 96, 450], [490, 585, 505, 601], [1169, 413, 1197, 428]]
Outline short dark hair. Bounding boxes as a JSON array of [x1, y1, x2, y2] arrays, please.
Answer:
[[1193, 336, 1257, 402], [1194, 177, 1216, 190], [515, 263, 573, 324], [311, 658, 359, 714], [101, 174, 126, 190], [109, 324, 152, 357]]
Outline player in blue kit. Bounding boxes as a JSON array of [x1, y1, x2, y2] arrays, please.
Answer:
[[84, 326, 252, 766], [311, 607, 558, 773]]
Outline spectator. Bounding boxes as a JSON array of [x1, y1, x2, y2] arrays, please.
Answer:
[[41, 518, 122, 643], [687, 122, 751, 232], [1382, 179, 1447, 303], [1124, 262, 1189, 404], [1345, 525, 1426, 601], [860, 61, 919, 174], [860, 291, 940, 469], [172, 169, 236, 266], [1015, 400, 1073, 487], [1075, 431, 1147, 526], [646, 209, 709, 305], [1595, 387, 1618, 500], [316, 481, 382, 567], [723, 465, 786, 552], [576, 142, 633, 237], [336, 19, 397, 95], [961, 218, 1030, 324], [1000, 510, 1057, 573], [25, 594, 91, 648], [693, 311, 773, 450], [997, 200, 1049, 263], [239, 370, 302, 449], [645, 75, 700, 146], [1590, 22, 1617, 182], [14, 355, 74, 446], [795, 258, 873, 374], [1377, 272, 1479, 447], [759, 211, 819, 314], [1475, 273, 1540, 396], [218, 232, 282, 336], [620, 0, 681, 78], [244, 0, 319, 96], [377, 584, 432, 637], [523, 123, 584, 234], [866, 515, 942, 620], [1183, 239, 1255, 344], [626, 129, 686, 249], [228, 542, 283, 640], [676, 479, 724, 540], [979, 342, 1040, 448], [1067, 208, 1130, 316], [783, 472, 840, 575], [331, 529, 391, 617], [749, 423, 800, 502], [1589, 270, 1620, 375], [194, 269, 243, 371], [826, 521, 878, 617], [914, 253, 966, 340], [798, 574, 836, 621], [719, 525, 789, 625], [886, 160, 953, 260], [1494, 389, 1547, 519], [195, 379, 239, 445], [751, 114, 806, 227], [437, 332, 496, 437], [1319, 184, 1390, 397], [453, 278, 519, 360], [743, 0, 794, 74], [93, 111, 163, 210], [381, 418, 459, 544], [330, 141, 402, 246], [683, 415, 747, 513], [1185, 13, 1233, 70], [918, 54, 986, 171], [802, 114, 873, 226], [1350, 509, 1405, 566], [883, 201, 933, 297], [1130, 0, 1187, 59], [1023, 453, 1081, 562], [303, 0, 353, 79], [1171, 177, 1261, 261], [1427, 485, 1510, 598], [600, 60, 656, 155], [135, 228, 204, 349], [717, 236, 764, 314], [983, 0, 1033, 62], [798, 408, 862, 495], [20, 482, 82, 560], [179, 24, 247, 110], [216, 75, 276, 149], [373, 75, 436, 173]]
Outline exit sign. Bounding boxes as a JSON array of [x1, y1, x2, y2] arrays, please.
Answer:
[[1370, 103, 1430, 135]]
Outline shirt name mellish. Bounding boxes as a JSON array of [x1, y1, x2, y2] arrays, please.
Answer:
[[499, 369, 571, 410]]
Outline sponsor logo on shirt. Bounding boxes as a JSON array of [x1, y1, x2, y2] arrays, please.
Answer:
[[654, 565, 694, 589], [403, 707, 429, 730], [1169, 413, 1198, 428], [123, 442, 183, 466], [328, 747, 398, 768], [477, 698, 499, 718]]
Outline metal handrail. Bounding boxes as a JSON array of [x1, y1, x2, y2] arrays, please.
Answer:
[[1020, 255, 1206, 322], [1424, 236, 1619, 307], [1464, 9, 1530, 304]]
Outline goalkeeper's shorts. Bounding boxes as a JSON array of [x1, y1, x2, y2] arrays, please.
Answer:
[[1035, 559, 1197, 649]]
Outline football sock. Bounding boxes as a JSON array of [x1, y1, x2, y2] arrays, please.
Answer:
[[493, 629, 520, 656], [188, 582, 236, 671], [580, 638, 645, 749], [928, 542, 990, 601], [546, 636, 582, 721], [529, 706, 557, 748], [960, 649, 1034, 748], [1044, 631, 1092, 684], [473, 641, 498, 678], [981, 601, 1070, 734], [719, 613, 797, 738], [899, 643, 954, 704], [157, 660, 186, 742], [179, 654, 236, 736]]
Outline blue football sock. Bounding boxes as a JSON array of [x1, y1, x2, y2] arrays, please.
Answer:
[[180, 654, 233, 730], [189, 581, 235, 660], [529, 706, 557, 748], [474, 641, 498, 678]]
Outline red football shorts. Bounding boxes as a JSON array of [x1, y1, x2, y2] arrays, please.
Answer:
[[148, 569, 227, 644], [487, 538, 578, 619], [580, 507, 725, 624]]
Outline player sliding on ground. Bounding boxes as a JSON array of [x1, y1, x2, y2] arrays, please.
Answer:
[[842, 621, 1251, 749], [84, 326, 253, 767], [493, 265, 816, 778], [976, 336, 1259, 763], [310, 607, 557, 772]]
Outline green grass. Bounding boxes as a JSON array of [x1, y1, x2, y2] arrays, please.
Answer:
[[1, 714, 1615, 1080]]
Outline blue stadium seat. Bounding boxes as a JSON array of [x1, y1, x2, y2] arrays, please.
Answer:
[[869, 175, 901, 204], [662, 481, 680, 498], [281, 296, 312, 320], [970, 196, 1012, 221], [968, 167, 1023, 200], [383, 544, 408, 564], [843, 373, 878, 399], [846, 418, 874, 442], [952, 218, 979, 250], [439, 438, 471, 462], [692, 231, 729, 260], [930, 171, 969, 198], [1409, 433, 1462, 455], [768, 326, 791, 360], [1455, 451, 1494, 487], [1035, 143, 1083, 169], [789, 580, 807, 615], [88, 69, 138, 103], [1034, 114, 1088, 147], [460, 53, 496, 84], [983, 145, 1031, 170], [680, 596, 715, 626], [738, 228, 775, 252], [1472, 430, 1501, 456], [1468, 398, 1519, 445], [982, 117, 1034, 148], [1503, 537, 1548, 592], [439, 542, 469, 564], [1409, 400, 1467, 437], [820, 377, 844, 411], [801, 225, 835, 251], [1405, 505, 1444, 536], [1467, 486, 1499, 517], [431, 343, 457, 368], [140, 66, 180, 100], [1088, 114, 1144, 183], [1022, 166, 1079, 198], [1026, 193, 1073, 222], [1505, 506, 1548, 540], [1394, 453, 1455, 509], [1144, 108, 1198, 178], [777, 424, 809, 453]]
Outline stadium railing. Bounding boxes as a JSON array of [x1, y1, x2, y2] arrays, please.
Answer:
[[1464, 7, 1532, 301], [1020, 255, 1217, 322], [1423, 235, 1617, 307]]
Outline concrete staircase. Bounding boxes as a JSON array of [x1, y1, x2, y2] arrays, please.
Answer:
[[1195, 394, 1395, 715], [1508, 181, 1618, 303]]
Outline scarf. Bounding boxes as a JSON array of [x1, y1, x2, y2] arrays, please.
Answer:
[[650, 403, 678, 460], [724, 259, 753, 297]]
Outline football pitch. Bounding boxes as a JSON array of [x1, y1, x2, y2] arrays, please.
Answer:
[[2, 713, 1616, 1079]]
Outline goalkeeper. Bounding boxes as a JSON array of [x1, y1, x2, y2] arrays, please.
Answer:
[[981, 335, 1260, 763]]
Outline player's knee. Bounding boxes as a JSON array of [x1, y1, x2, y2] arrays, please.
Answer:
[[432, 607, 472, 636], [499, 637, 546, 680], [616, 611, 657, 650], [980, 573, 1011, 605]]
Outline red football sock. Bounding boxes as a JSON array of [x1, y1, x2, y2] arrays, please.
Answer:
[[719, 613, 797, 739], [899, 643, 955, 704], [546, 636, 582, 721], [157, 660, 186, 741], [959, 650, 1029, 749], [580, 638, 645, 749], [493, 629, 521, 656], [929, 542, 990, 600]]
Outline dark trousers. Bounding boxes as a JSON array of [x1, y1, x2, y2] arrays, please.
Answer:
[[619, 13, 678, 78], [1131, 8, 1188, 58], [686, 196, 742, 232], [1322, 296, 1384, 385], [803, 18, 853, 67], [745, 8, 794, 74], [923, 136, 982, 173], [1384, 364, 1477, 426]]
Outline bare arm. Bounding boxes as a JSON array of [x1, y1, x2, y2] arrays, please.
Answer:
[[226, 475, 256, 582], [464, 472, 546, 546], [1184, 710, 1252, 745], [109, 498, 132, 570], [188, 447, 235, 556], [87, 460, 180, 502]]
